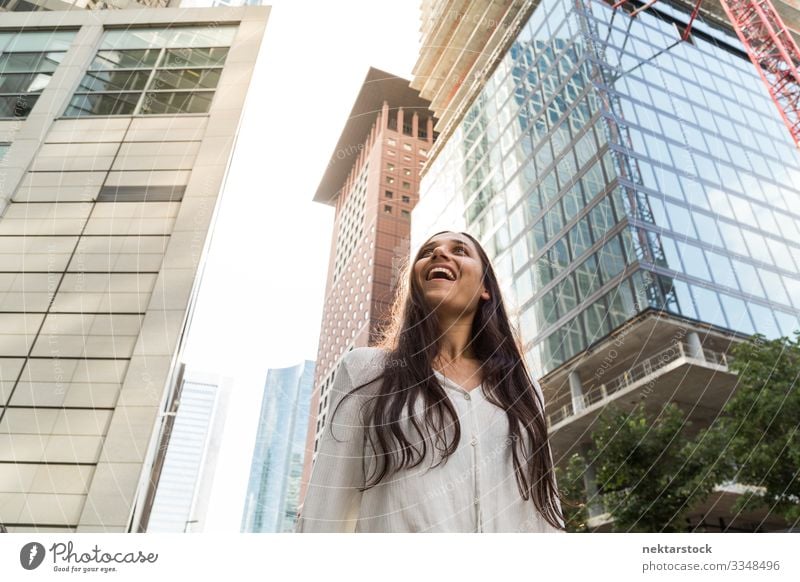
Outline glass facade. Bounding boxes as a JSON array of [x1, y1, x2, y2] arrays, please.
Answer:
[[0, 30, 75, 118], [65, 25, 237, 117], [415, 0, 800, 375], [241, 360, 314, 533]]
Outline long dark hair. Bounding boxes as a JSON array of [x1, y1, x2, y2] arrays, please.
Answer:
[[331, 230, 565, 530]]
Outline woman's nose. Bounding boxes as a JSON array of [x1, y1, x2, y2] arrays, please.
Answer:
[[431, 246, 447, 258]]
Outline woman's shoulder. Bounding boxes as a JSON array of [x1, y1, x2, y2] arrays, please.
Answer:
[[340, 347, 391, 387], [341, 346, 391, 369]]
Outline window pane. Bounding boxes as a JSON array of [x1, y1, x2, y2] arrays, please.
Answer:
[[607, 281, 635, 328], [65, 93, 139, 116], [78, 70, 150, 92], [589, 196, 615, 239], [515, 268, 534, 305], [731, 258, 765, 298], [598, 236, 625, 281], [91, 49, 162, 70], [672, 279, 697, 319], [774, 311, 800, 338], [534, 256, 552, 288], [0, 52, 63, 73], [676, 241, 711, 281], [568, 217, 592, 258], [718, 293, 755, 335], [575, 254, 601, 297], [557, 275, 578, 314], [3, 31, 76, 53], [166, 26, 238, 49], [748, 303, 780, 337], [563, 319, 584, 360], [101, 26, 237, 50], [0, 94, 38, 117], [0, 72, 52, 93], [704, 249, 737, 289], [162, 47, 229, 68], [690, 285, 727, 328], [150, 68, 221, 91], [140, 91, 213, 114], [583, 298, 610, 342]]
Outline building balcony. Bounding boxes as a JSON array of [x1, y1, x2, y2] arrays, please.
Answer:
[[541, 312, 742, 458], [549, 339, 731, 421]]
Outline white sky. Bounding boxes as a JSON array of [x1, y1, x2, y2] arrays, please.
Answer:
[[180, 1, 421, 532]]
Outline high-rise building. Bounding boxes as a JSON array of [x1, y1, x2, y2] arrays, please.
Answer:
[[241, 360, 314, 533], [0, 6, 269, 532], [0, 1, 265, 15], [411, 0, 800, 531], [139, 366, 231, 533], [0, 0, 172, 12], [298, 68, 435, 507]]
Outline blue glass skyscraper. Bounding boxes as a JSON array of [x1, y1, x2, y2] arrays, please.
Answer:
[[241, 360, 314, 532], [411, 0, 800, 531]]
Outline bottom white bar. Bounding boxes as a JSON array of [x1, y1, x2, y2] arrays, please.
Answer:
[[0, 533, 796, 581]]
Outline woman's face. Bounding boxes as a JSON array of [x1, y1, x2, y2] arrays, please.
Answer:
[[412, 233, 489, 318]]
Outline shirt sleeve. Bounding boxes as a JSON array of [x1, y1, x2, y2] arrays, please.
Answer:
[[294, 355, 365, 533]]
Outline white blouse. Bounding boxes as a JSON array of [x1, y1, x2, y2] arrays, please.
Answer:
[[294, 346, 564, 533]]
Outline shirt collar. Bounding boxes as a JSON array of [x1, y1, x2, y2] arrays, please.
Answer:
[[432, 369, 483, 397]]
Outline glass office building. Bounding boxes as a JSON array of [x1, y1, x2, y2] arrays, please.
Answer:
[[145, 372, 230, 532], [242, 360, 314, 533], [413, 0, 800, 377]]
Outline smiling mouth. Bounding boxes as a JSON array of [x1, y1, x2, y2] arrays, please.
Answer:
[[426, 266, 457, 282]]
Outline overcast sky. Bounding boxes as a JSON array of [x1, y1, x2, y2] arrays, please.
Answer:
[[180, 1, 421, 532]]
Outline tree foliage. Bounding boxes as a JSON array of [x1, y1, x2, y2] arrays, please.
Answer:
[[710, 333, 800, 524], [558, 333, 800, 532], [555, 453, 589, 532], [587, 402, 729, 532]]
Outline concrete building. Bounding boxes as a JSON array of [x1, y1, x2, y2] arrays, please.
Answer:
[[0, 0, 170, 11], [241, 360, 313, 533], [0, 0, 263, 14], [411, 0, 800, 531], [0, 6, 268, 532], [139, 366, 232, 533], [298, 68, 435, 506]]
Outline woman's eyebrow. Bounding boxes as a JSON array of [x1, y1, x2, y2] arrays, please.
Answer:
[[421, 238, 470, 251]]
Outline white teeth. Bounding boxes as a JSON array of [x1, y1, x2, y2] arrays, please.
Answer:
[[428, 266, 456, 281]]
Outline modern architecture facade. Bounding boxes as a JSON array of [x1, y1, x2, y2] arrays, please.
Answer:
[[411, 0, 800, 531], [141, 367, 231, 532], [0, 0, 170, 12], [0, 6, 269, 532], [241, 360, 314, 533], [298, 68, 435, 506], [0, 0, 263, 15]]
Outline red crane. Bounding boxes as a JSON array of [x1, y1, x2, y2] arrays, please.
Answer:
[[612, 0, 800, 148]]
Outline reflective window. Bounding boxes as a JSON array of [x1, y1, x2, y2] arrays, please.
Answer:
[[0, 30, 75, 118], [65, 28, 235, 117], [690, 285, 727, 328]]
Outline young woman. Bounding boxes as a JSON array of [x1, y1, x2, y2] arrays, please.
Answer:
[[295, 230, 565, 533]]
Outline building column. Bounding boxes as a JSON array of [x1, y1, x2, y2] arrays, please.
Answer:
[[426, 117, 434, 144], [686, 330, 705, 361], [569, 370, 585, 414], [411, 111, 419, 138], [381, 100, 390, 129], [397, 107, 404, 135]]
